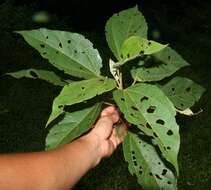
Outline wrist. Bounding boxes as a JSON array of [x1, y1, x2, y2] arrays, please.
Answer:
[[80, 132, 103, 168]]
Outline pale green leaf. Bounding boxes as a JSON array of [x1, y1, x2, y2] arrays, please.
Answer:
[[161, 77, 205, 110], [131, 47, 189, 82], [6, 69, 67, 86], [123, 132, 177, 190], [47, 77, 116, 126], [17, 28, 102, 79], [105, 6, 148, 61], [120, 36, 167, 61], [46, 103, 101, 150], [113, 83, 180, 173]]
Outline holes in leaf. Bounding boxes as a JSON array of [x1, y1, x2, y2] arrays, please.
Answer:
[[68, 40, 71, 44], [139, 170, 143, 175], [148, 41, 152, 46], [147, 106, 156, 113], [140, 96, 149, 102], [146, 122, 152, 129], [149, 172, 153, 176], [167, 130, 173, 136], [186, 87, 191, 92], [127, 53, 130, 58], [59, 42, 62, 48], [162, 169, 167, 176], [171, 87, 175, 91], [131, 151, 135, 154], [30, 71, 38, 78], [167, 146, 171, 150], [56, 51, 59, 54], [168, 56, 171, 60], [46, 36, 48, 39], [58, 105, 63, 109], [156, 119, 165, 125], [155, 174, 162, 180], [121, 97, 125, 102], [180, 103, 184, 107], [40, 44, 45, 48], [153, 132, 158, 138], [158, 162, 161, 165], [167, 181, 172, 184], [130, 113, 134, 117], [133, 161, 137, 166], [132, 156, 136, 160], [43, 52, 47, 55], [74, 50, 78, 53], [79, 67, 83, 70], [140, 50, 144, 54], [81, 86, 85, 90], [120, 54, 123, 59], [131, 106, 138, 111]]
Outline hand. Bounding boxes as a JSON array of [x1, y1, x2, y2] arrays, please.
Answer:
[[82, 106, 127, 168]]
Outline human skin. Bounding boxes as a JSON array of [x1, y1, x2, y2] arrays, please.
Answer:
[[0, 106, 125, 190]]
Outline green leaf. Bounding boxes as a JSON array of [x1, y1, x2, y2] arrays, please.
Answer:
[[131, 47, 189, 82], [161, 77, 205, 110], [120, 36, 167, 62], [47, 77, 116, 126], [123, 132, 177, 190], [113, 83, 180, 173], [105, 6, 148, 61], [46, 103, 101, 150], [6, 69, 67, 86], [17, 28, 102, 79]]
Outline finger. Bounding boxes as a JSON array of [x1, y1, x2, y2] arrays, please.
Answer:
[[109, 129, 119, 149], [92, 116, 114, 138], [101, 140, 115, 158], [101, 106, 117, 117]]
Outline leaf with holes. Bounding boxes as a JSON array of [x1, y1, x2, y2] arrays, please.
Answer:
[[6, 69, 67, 86], [105, 6, 148, 61], [123, 131, 177, 190], [17, 28, 102, 79], [47, 77, 116, 126], [131, 47, 189, 82], [46, 103, 101, 150], [113, 83, 180, 173], [120, 36, 167, 62], [161, 77, 205, 110]]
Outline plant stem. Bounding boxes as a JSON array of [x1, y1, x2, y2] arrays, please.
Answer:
[[132, 78, 137, 86], [118, 68, 123, 90]]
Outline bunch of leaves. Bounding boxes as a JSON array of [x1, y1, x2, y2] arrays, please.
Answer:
[[7, 6, 205, 190]]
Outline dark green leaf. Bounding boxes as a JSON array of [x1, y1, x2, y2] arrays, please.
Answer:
[[47, 77, 116, 126], [113, 83, 180, 173], [123, 132, 177, 190], [161, 77, 205, 110], [6, 69, 67, 86], [131, 47, 189, 82], [46, 103, 101, 150], [105, 6, 148, 61], [17, 28, 102, 79]]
